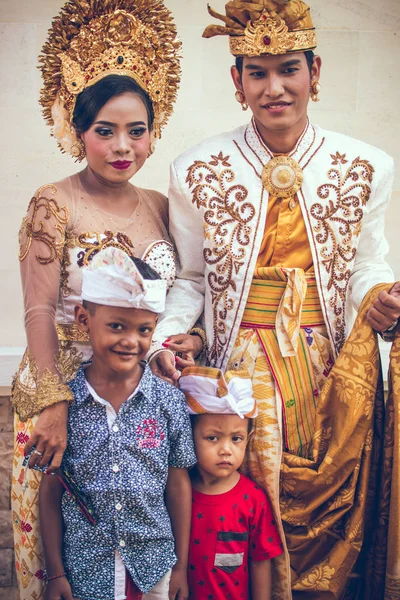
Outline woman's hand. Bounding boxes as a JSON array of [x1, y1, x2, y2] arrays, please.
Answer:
[[150, 351, 181, 385], [163, 334, 203, 370], [24, 401, 69, 471], [44, 576, 73, 600]]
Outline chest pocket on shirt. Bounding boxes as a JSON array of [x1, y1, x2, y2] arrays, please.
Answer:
[[214, 531, 248, 573]]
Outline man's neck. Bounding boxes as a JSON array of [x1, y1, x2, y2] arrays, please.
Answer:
[[253, 116, 308, 154]]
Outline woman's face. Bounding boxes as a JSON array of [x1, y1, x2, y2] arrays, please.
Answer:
[[80, 92, 150, 183], [232, 52, 321, 139]]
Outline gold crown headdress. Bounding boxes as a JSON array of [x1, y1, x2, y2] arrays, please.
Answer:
[[39, 0, 181, 160], [203, 0, 316, 57]]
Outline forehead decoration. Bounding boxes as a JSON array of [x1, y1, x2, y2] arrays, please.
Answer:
[[203, 0, 316, 57], [39, 0, 181, 159], [180, 367, 258, 419]]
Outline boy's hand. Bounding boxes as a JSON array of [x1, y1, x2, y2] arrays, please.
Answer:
[[44, 577, 74, 600], [169, 564, 189, 600]]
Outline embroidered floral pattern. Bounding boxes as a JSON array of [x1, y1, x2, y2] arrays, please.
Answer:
[[19, 184, 69, 264], [76, 230, 134, 267], [311, 154, 374, 352], [186, 153, 256, 363]]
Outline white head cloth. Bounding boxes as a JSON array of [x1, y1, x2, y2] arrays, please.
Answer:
[[81, 247, 167, 313], [180, 367, 258, 419]]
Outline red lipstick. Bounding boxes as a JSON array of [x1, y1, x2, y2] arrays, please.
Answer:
[[110, 161, 132, 170]]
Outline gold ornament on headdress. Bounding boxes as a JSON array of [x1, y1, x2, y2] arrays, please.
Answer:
[[203, 0, 317, 57], [39, 0, 181, 160]]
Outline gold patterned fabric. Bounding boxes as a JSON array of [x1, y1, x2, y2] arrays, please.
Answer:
[[228, 282, 399, 598]]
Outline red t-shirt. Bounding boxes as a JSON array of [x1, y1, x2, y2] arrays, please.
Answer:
[[188, 474, 283, 600]]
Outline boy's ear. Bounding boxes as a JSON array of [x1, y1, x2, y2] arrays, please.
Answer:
[[75, 304, 90, 332], [246, 427, 255, 446]]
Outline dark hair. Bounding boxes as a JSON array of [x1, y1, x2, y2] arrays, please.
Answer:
[[129, 256, 161, 281], [235, 50, 315, 76], [82, 255, 160, 314], [73, 75, 154, 133]]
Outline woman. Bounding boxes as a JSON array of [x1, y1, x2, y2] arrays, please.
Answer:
[[152, 1, 400, 598], [11, 1, 190, 598]]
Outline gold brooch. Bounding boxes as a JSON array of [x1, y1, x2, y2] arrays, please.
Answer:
[[262, 156, 303, 198]]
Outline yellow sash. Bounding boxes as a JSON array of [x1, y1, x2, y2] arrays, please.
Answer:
[[241, 266, 325, 457]]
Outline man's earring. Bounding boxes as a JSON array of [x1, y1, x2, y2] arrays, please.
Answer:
[[235, 89, 249, 111], [310, 80, 321, 103]]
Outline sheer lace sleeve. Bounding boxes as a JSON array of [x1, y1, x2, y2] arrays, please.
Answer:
[[12, 184, 74, 420]]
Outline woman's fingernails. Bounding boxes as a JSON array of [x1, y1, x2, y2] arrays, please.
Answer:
[[162, 341, 170, 348]]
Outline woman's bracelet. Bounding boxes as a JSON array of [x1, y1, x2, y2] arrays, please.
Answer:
[[189, 327, 208, 359], [46, 572, 66, 582]]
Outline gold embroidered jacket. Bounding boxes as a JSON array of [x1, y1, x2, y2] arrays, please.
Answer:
[[154, 120, 394, 369]]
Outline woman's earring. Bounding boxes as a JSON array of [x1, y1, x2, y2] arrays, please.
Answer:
[[235, 89, 249, 111], [310, 80, 321, 103]]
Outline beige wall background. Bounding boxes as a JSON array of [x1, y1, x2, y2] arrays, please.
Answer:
[[0, 0, 399, 354]]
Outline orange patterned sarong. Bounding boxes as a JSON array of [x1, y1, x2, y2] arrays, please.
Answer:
[[228, 274, 400, 599]]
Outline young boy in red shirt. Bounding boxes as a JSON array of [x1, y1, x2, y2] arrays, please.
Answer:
[[180, 368, 283, 600]]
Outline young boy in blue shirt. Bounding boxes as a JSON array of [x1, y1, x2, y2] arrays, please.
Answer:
[[39, 248, 197, 600]]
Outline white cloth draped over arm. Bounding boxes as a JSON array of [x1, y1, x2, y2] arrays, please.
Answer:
[[152, 163, 206, 350]]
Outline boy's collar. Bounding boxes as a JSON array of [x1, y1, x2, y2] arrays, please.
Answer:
[[72, 362, 154, 407]]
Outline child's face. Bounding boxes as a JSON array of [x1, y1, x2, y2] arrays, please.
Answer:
[[75, 303, 157, 374], [192, 414, 250, 481]]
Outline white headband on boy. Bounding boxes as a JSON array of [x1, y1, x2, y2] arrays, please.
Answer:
[[180, 367, 258, 419], [81, 247, 167, 313]]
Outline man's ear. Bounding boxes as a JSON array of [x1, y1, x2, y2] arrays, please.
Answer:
[[231, 64, 243, 92], [75, 304, 90, 332]]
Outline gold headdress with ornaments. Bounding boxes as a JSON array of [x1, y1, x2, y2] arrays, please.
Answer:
[[39, 0, 181, 160], [203, 0, 316, 57]]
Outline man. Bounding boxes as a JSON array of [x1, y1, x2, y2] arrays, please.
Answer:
[[151, 1, 400, 597]]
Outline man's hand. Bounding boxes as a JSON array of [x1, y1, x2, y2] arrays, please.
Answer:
[[366, 282, 400, 332]]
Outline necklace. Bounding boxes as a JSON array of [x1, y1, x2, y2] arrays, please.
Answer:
[[252, 118, 310, 198]]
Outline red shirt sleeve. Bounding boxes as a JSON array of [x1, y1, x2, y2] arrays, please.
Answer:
[[248, 485, 283, 562]]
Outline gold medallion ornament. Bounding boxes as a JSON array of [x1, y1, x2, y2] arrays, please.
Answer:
[[262, 156, 303, 198], [39, 0, 181, 160], [203, 0, 317, 57]]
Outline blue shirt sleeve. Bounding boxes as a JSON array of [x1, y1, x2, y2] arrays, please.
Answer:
[[166, 387, 197, 469]]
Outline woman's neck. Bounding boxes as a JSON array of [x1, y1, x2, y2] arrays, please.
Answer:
[[79, 166, 132, 200], [253, 115, 308, 154]]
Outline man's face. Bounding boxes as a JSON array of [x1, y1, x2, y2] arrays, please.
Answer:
[[232, 52, 321, 138]]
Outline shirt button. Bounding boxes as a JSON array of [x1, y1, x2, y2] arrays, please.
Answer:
[[112, 424, 119, 433], [119, 539, 126, 548], [116, 503, 122, 511], [112, 465, 120, 473]]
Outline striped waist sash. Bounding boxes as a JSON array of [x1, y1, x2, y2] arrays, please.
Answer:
[[241, 267, 326, 456]]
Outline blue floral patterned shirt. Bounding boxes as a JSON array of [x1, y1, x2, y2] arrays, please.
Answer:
[[61, 365, 196, 600]]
